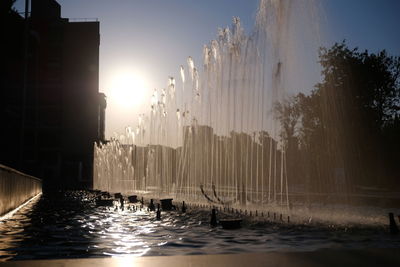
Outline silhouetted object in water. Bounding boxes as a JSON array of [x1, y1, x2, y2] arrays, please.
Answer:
[[141, 197, 144, 205], [389, 213, 399, 234], [148, 199, 155, 211], [95, 196, 114, 207], [160, 198, 175, 211], [210, 208, 217, 227], [119, 197, 124, 210], [101, 191, 111, 198], [182, 201, 186, 213], [114, 193, 122, 199], [156, 204, 161, 220], [220, 219, 242, 229], [128, 195, 138, 203]]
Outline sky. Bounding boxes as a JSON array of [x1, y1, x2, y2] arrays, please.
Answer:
[[14, 0, 400, 138]]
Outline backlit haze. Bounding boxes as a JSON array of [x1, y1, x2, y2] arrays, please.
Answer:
[[14, 0, 400, 139]]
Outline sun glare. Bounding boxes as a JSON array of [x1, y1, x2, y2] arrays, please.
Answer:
[[109, 71, 148, 110]]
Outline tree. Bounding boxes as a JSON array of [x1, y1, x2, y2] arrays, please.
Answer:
[[317, 42, 400, 131], [274, 95, 302, 186], [276, 41, 400, 195], [274, 95, 301, 145], [315, 42, 400, 189]]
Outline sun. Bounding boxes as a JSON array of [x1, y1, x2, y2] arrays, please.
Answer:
[[109, 71, 148, 110]]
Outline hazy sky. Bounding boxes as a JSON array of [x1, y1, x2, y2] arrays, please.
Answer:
[[14, 0, 400, 138]]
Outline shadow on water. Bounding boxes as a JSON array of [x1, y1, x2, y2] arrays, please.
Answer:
[[0, 191, 400, 261]]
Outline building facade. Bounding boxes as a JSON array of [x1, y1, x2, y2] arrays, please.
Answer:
[[0, 0, 105, 189]]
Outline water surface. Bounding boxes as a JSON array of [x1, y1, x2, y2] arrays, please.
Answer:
[[1, 191, 399, 261]]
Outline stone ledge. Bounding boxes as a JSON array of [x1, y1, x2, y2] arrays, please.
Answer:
[[0, 164, 42, 216], [0, 164, 42, 182], [1, 249, 399, 267]]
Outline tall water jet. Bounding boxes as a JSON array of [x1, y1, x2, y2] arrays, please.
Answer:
[[94, 0, 330, 220]]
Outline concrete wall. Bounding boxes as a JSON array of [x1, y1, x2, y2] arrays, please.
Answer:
[[0, 164, 42, 216]]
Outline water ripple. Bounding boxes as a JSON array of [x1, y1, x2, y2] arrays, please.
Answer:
[[0, 191, 399, 261]]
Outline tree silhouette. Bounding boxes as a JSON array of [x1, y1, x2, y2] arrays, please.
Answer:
[[315, 41, 399, 189], [276, 41, 400, 196]]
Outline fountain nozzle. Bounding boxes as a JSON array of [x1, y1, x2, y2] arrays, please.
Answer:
[[156, 204, 161, 220], [182, 201, 187, 213], [389, 213, 399, 234], [210, 208, 217, 227]]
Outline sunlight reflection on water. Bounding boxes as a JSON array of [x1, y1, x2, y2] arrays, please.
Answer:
[[0, 191, 399, 261]]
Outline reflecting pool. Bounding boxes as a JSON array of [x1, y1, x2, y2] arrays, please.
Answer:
[[1, 191, 399, 261]]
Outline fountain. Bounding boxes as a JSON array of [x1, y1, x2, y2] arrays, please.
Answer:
[[93, 0, 399, 226], [2, 1, 400, 262]]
